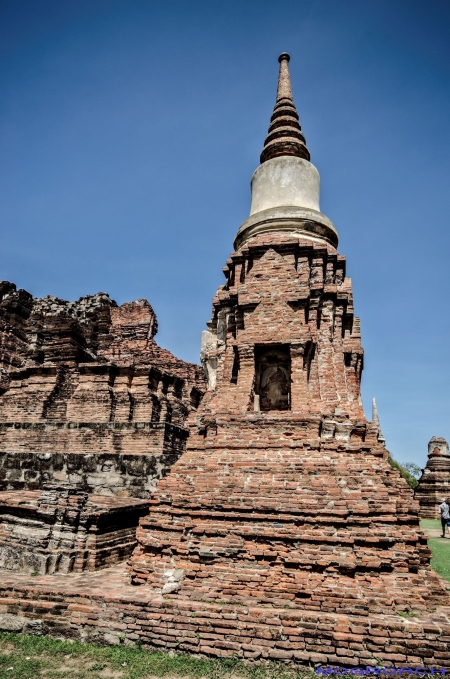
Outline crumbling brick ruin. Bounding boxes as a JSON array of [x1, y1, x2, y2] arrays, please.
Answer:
[[0, 283, 205, 497], [0, 53, 449, 668], [0, 283, 205, 573], [415, 437, 450, 518], [129, 55, 448, 619]]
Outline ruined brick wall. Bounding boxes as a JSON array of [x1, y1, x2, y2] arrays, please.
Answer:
[[0, 445, 185, 498], [0, 282, 206, 495], [415, 437, 450, 519], [130, 233, 449, 615]]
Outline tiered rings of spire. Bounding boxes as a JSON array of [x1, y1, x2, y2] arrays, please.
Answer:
[[260, 53, 310, 164], [234, 53, 338, 250]]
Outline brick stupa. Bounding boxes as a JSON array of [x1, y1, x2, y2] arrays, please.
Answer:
[[129, 54, 448, 615], [1, 54, 450, 668], [415, 437, 450, 519]]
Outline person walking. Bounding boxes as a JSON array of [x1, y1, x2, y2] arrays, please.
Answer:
[[438, 499, 450, 538]]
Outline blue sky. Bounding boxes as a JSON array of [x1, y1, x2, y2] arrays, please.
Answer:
[[1, 0, 449, 467]]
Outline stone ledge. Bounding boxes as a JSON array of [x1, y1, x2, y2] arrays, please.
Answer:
[[0, 421, 188, 434]]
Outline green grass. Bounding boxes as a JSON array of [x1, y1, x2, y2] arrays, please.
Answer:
[[396, 611, 418, 618], [420, 519, 441, 532], [428, 538, 450, 583], [0, 632, 318, 679], [420, 519, 450, 583]]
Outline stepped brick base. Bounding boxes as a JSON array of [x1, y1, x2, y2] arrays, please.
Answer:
[[128, 415, 449, 616], [0, 489, 148, 574], [0, 564, 450, 668]]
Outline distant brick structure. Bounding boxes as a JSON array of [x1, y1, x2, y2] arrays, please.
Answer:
[[415, 437, 450, 518]]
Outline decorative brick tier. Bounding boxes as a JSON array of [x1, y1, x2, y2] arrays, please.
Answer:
[[199, 234, 364, 420], [0, 489, 148, 574], [0, 564, 449, 667], [0, 421, 188, 457]]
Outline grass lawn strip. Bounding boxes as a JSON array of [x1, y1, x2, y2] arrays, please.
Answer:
[[1, 633, 318, 679], [428, 538, 450, 583], [420, 519, 450, 584]]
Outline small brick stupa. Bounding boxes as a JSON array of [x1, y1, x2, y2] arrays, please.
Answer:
[[415, 437, 450, 519], [129, 54, 448, 616]]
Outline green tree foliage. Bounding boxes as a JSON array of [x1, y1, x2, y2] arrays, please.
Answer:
[[403, 462, 422, 479], [388, 457, 422, 489]]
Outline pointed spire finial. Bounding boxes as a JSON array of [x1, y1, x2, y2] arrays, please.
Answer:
[[372, 397, 386, 446], [260, 53, 310, 164], [372, 397, 380, 426], [277, 53, 293, 100]]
